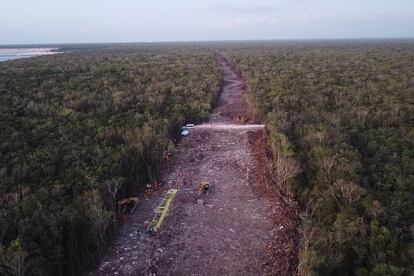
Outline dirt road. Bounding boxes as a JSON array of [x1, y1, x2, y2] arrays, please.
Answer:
[[91, 57, 274, 275]]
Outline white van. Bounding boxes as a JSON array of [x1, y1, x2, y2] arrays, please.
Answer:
[[181, 129, 189, 136]]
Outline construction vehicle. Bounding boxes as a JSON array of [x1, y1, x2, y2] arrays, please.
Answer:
[[199, 179, 210, 195], [144, 181, 163, 197], [118, 197, 140, 214], [233, 115, 247, 123]]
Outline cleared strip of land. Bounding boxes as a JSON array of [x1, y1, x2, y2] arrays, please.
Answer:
[[194, 124, 265, 130], [92, 57, 274, 275]]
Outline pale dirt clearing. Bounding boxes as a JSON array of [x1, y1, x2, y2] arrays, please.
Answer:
[[194, 124, 265, 130]]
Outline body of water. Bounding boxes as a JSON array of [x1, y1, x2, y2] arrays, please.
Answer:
[[0, 48, 59, 62]]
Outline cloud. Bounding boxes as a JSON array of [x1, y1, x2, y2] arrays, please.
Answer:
[[209, 4, 275, 13], [194, 4, 277, 14], [258, 16, 279, 25], [205, 15, 278, 31], [193, 0, 314, 15]]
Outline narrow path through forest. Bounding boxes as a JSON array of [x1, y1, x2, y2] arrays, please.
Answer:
[[91, 57, 274, 275]]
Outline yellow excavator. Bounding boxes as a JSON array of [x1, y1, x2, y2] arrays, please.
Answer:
[[118, 197, 140, 214], [233, 115, 247, 123], [199, 179, 210, 195]]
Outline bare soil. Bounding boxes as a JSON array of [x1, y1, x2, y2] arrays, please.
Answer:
[[91, 57, 298, 276], [210, 58, 255, 124]]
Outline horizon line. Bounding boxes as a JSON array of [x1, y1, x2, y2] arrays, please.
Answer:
[[1, 37, 414, 47]]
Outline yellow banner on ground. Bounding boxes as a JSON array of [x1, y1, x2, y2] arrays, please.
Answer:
[[147, 189, 178, 234]]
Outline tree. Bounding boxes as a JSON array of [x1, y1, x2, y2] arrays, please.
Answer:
[[81, 189, 111, 248], [328, 179, 366, 206], [106, 177, 125, 224], [0, 239, 29, 276]]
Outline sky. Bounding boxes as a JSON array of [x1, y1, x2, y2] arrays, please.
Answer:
[[1, 0, 413, 44]]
